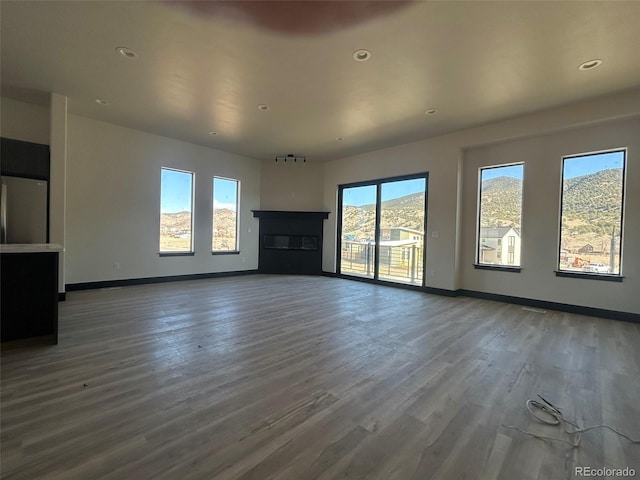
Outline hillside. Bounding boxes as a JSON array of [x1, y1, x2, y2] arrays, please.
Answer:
[[160, 211, 192, 232], [559, 168, 623, 255], [341, 169, 623, 252], [562, 169, 622, 235], [162, 169, 622, 253], [212, 208, 237, 250], [478, 169, 622, 247], [160, 208, 236, 250], [479, 176, 522, 228], [342, 192, 425, 240]]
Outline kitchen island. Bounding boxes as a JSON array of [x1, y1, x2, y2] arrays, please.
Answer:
[[1, 243, 62, 344]]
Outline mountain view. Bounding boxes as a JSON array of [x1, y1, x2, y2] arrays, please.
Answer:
[[159, 208, 237, 251], [479, 176, 522, 228], [342, 192, 425, 240], [212, 208, 237, 250], [161, 168, 622, 257], [561, 168, 623, 239], [480, 169, 622, 253], [342, 168, 623, 252]]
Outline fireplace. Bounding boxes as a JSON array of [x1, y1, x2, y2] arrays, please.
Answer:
[[252, 210, 329, 274]]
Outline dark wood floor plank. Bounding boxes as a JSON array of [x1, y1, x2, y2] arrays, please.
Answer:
[[2, 274, 639, 479]]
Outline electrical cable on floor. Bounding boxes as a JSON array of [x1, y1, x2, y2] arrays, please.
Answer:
[[501, 393, 640, 448]]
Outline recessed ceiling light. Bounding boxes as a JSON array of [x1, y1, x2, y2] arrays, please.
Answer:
[[578, 59, 603, 71], [336, 136, 344, 141], [116, 46, 137, 59], [257, 104, 269, 111], [208, 131, 217, 136], [425, 109, 438, 115], [352, 49, 371, 62], [96, 99, 108, 105]]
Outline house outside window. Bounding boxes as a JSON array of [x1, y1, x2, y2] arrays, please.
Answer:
[[477, 163, 523, 267]]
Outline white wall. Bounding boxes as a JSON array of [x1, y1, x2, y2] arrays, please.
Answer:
[[4, 89, 638, 314], [322, 88, 640, 314], [323, 139, 460, 291], [65, 115, 261, 284], [0, 97, 50, 144], [461, 117, 639, 314], [260, 159, 324, 211]]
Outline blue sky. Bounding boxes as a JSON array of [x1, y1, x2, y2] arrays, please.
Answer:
[[564, 151, 624, 179], [160, 169, 238, 213], [161, 168, 192, 213], [343, 178, 425, 207], [213, 177, 238, 211], [481, 164, 523, 181], [481, 151, 624, 183]]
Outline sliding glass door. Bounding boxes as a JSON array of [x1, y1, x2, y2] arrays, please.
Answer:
[[340, 185, 377, 279], [379, 177, 426, 284], [338, 173, 427, 286]]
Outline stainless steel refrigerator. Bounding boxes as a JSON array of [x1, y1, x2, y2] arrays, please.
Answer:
[[0, 175, 48, 244]]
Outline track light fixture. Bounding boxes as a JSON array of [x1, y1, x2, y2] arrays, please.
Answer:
[[274, 154, 307, 164]]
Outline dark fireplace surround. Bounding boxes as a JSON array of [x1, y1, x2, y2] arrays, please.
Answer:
[[252, 210, 329, 275]]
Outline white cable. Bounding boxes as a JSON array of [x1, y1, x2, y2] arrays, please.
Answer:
[[501, 425, 578, 447], [501, 394, 640, 448], [525, 399, 561, 425]]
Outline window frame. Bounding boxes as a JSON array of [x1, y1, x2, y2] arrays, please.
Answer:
[[212, 176, 240, 254], [159, 167, 195, 256], [556, 148, 626, 280], [336, 172, 429, 287], [475, 162, 524, 272]]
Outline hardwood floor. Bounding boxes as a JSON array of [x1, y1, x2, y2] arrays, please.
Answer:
[[2, 275, 639, 479]]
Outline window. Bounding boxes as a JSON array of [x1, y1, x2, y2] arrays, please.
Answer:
[[338, 173, 427, 286], [477, 163, 523, 267], [160, 168, 194, 253], [212, 177, 239, 252], [558, 149, 625, 276]]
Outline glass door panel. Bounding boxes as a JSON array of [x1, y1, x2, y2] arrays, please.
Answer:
[[378, 178, 426, 285], [340, 185, 377, 279]]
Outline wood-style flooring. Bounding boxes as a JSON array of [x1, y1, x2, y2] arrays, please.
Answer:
[[2, 274, 639, 479]]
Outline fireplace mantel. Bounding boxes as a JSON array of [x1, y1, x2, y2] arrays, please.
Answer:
[[252, 210, 329, 220], [252, 210, 330, 274]]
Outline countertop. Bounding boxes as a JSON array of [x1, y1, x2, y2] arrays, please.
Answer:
[[0, 243, 63, 254]]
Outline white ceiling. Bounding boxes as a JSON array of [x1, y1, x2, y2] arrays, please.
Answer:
[[2, 1, 640, 161]]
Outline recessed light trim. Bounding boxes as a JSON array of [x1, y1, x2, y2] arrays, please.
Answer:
[[96, 99, 108, 105], [425, 109, 438, 115], [353, 49, 371, 62], [336, 136, 344, 141], [578, 59, 603, 71], [116, 46, 137, 59], [208, 131, 217, 136], [257, 104, 269, 111]]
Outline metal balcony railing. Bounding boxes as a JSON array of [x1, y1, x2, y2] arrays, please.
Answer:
[[340, 241, 423, 285]]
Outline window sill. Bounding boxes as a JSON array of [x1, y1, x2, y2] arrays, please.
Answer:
[[159, 252, 195, 257], [474, 264, 521, 273], [555, 271, 623, 282], [211, 250, 240, 255]]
